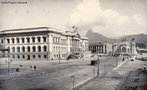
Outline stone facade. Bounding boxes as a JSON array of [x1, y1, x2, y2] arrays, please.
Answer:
[[0, 27, 89, 60]]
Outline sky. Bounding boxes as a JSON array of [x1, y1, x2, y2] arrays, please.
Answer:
[[0, 0, 147, 38]]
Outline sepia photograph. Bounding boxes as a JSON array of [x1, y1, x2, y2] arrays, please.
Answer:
[[0, 0, 147, 90]]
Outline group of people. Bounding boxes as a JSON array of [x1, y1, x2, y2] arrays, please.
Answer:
[[16, 64, 37, 72]]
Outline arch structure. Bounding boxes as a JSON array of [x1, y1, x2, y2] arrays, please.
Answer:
[[114, 41, 137, 56]]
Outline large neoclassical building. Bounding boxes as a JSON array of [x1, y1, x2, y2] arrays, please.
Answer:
[[0, 27, 89, 60]]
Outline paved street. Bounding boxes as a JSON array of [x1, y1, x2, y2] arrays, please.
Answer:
[[79, 56, 147, 90], [0, 56, 123, 90]]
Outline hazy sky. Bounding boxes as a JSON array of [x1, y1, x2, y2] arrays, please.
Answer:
[[0, 0, 147, 38]]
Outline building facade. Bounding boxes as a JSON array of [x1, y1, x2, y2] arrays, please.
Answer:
[[89, 42, 112, 55], [112, 41, 137, 56], [0, 27, 89, 60]]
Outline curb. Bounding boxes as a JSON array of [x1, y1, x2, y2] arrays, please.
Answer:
[[68, 76, 97, 90], [113, 58, 131, 71], [69, 57, 133, 90]]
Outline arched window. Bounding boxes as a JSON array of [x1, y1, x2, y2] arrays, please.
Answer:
[[38, 46, 41, 52], [43, 45, 47, 52], [32, 46, 36, 52], [22, 46, 25, 52], [17, 47, 20, 52], [122, 47, 126, 53], [27, 46, 30, 52], [12, 47, 15, 52]]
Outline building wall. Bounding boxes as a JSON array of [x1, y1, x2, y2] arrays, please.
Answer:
[[0, 27, 89, 60], [2, 32, 48, 60]]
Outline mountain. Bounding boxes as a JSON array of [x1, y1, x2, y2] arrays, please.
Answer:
[[120, 33, 147, 44], [86, 29, 114, 44], [86, 30, 147, 44]]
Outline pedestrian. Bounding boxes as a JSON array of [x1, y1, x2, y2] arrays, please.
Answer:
[[144, 65, 146, 71], [122, 58, 125, 61], [16, 68, 19, 72], [34, 65, 37, 71], [20, 64, 23, 67], [30, 65, 33, 71]]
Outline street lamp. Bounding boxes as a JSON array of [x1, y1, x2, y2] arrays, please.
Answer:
[[59, 47, 61, 64], [5, 55, 12, 74], [115, 54, 118, 67], [82, 45, 85, 61], [71, 75, 75, 90], [97, 53, 100, 76]]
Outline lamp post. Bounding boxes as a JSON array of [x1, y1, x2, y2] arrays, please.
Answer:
[[5, 55, 12, 74], [83, 45, 85, 61], [59, 47, 61, 64], [59, 52, 60, 64], [115, 55, 118, 67], [97, 53, 100, 76], [71, 75, 75, 90]]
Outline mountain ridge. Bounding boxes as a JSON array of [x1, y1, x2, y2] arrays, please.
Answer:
[[86, 30, 147, 44]]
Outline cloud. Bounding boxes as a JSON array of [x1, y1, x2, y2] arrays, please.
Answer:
[[68, 0, 147, 38]]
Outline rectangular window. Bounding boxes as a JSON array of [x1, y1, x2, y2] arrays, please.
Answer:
[[43, 37, 47, 42], [44, 55, 47, 58], [1, 39, 3, 44], [17, 38, 20, 43], [7, 39, 10, 44], [22, 38, 25, 43], [27, 38, 30, 43], [32, 37, 35, 43], [37, 37, 41, 42], [12, 38, 15, 43]]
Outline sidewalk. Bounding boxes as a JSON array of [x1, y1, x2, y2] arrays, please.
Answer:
[[77, 57, 145, 90]]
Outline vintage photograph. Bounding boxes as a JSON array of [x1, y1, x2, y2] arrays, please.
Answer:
[[0, 0, 147, 90]]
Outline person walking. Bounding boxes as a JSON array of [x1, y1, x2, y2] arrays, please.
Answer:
[[34, 65, 36, 71]]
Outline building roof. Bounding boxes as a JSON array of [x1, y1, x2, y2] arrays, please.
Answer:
[[0, 27, 62, 34], [0, 27, 89, 40]]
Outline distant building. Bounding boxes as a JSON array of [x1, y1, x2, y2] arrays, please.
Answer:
[[112, 41, 137, 56], [0, 27, 89, 60], [89, 42, 112, 55]]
